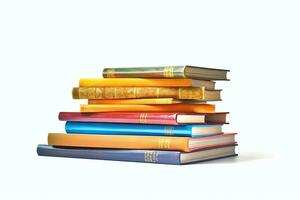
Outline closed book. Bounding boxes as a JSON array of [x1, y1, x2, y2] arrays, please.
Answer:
[[59, 112, 228, 125], [102, 66, 229, 80], [65, 122, 223, 137], [88, 98, 208, 105], [72, 87, 221, 100], [47, 133, 236, 152], [80, 104, 215, 113], [79, 78, 215, 89], [37, 144, 237, 165]]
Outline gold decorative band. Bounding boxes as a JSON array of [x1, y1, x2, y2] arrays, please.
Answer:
[[158, 138, 171, 149], [144, 151, 159, 163], [164, 126, 173, 136], [104, 69, 116, 78], [139, 113, 148, 123], [163, 66, 174, 77]]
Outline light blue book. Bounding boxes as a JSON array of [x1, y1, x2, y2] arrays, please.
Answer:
[[65, 122, 223, 138]]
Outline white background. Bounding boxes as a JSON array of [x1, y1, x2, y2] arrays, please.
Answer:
[[0, 0, 299, 199]]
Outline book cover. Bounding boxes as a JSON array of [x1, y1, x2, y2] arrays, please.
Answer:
[[47, 133, 236, 152], [102, 66, 229, 80], [58, 112, 228, 125], [37, 144, 237, 165], [79, 104, 215, 113], [72, 87, 221, 100], [65, 121, 223, 137]]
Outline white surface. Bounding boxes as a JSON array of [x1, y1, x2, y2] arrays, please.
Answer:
[[0, 0, 299, 199]]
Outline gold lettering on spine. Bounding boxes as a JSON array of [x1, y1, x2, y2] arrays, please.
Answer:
[[164, 66, 174, 78], [156, 88, 160, 98], [114, 88, 117, 98], [139, 113, 148, 123], [158, 138, 171, 149], [144, 151, 159, 163], [164, 126, 173, 136], [105, 69, 115, 78], [133, 88, 137, 98], [178, 88, 181, 99], [201, 87, 205, 99]]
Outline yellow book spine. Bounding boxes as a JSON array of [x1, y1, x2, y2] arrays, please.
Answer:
[[48, 133, 190, 152], [72, 87, 204, 100], [79, 78, 192, 87], [80, 104, 215, 113], [88, 98, 175, 104]]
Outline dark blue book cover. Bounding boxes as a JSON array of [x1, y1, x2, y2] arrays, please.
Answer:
[[65, 121, 222, 137], [37, 144, 237, 165], [37, 144, 180, 164]]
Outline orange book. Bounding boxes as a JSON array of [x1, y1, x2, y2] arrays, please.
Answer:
[[79, 78, 215, 89], [80, 104, 215, 113], [48, 133, 236, 152], [88, 98, 207, 104]]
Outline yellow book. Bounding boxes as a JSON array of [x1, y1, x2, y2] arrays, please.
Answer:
[[80, 104, 215, 113], [79, 78, 215, 89], [88, 98, 176, 104], [88, 98, 207, 104]]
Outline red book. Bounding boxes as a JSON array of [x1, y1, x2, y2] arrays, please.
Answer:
[[58, 112, 228, 125]]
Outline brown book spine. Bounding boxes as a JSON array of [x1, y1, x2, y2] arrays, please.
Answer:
[[72, 87, 205, 100]]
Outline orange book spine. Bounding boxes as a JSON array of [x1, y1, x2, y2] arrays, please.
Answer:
[[48, 133, 190, 152], [88, 98, 174, 104], [80, 104, 215, 113], [79, 78, 193, 87]]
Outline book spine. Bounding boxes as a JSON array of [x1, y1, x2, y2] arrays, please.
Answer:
[[65, 122, 192, 136], [88, 98, 175, 105], [37, 145, 181, 164], [80, 104, 215, 113], [59, 112, 179, 125], [102, 66, 186, 78], [47, 133, 190, 152], [72, 87, 205, 100], [79, 78, 192, 87]]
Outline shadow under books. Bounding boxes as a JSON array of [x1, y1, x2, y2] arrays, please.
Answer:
[[189, 152, 274, 165]]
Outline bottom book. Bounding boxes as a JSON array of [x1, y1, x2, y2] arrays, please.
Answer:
[[37, 144, 237, 165]]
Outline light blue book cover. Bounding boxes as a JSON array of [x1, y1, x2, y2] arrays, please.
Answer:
[[65, 121, 223, 137]]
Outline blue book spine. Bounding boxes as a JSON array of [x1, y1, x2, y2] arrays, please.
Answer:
[[37, 144, 181, 165], [65, 121, 220, 137]]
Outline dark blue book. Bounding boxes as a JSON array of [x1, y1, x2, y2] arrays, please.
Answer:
[[65, 122, 223, 137], [37, 144, 237, 165]]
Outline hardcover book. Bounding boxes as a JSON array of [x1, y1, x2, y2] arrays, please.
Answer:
[[88, 98, 209, 104], [59, 112, 228, 125], [72, 87, 221, 100], [79, 103, 215, 113], [102, 65, 229, 80], [79, 78, 215, 89], [47, 133, 237, 152], [65, 122, 223, 137], [37, 144, 237, 165]]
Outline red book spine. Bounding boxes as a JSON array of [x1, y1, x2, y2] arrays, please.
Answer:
[[58, 112, 179, 125]]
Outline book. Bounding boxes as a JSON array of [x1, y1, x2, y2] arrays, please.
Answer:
[[72, 87, 221, 100], [102, 65, 229, 80], [80, 104, 215, 113], [88, 98, 208, 104], [58, 112, 228, 125], [65, 122, 223, 137], [37, 144, 237, 165], [47, 133, 237, 152], [79, 78, 215, 89]]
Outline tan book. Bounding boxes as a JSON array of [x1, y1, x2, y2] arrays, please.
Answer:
[[72, 87, 221, 100]]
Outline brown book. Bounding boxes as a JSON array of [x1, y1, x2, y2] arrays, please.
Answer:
[[72, 87, 221, 100]]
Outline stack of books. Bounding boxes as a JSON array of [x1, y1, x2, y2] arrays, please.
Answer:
[[37, 65, 238, 164]]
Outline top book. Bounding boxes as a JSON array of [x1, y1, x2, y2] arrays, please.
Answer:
[[103, 65, 229, 80]]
